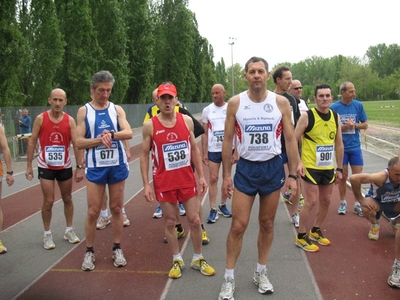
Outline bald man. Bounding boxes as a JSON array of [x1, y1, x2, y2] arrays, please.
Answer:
[[26, 88, 84, 250]]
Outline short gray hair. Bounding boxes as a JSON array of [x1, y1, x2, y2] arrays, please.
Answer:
[[91, 70, 115, 89]]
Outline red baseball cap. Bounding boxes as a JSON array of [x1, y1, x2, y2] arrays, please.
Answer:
[[157, 83, 177, 97]]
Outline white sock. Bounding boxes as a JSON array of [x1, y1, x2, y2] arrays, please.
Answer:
[[193, 253, 202, 261], [101, 209, 109, 218], [224, 268, 234, 279], [341, 199, 346, 203], [122, 207, 126, 214], [173, 253, 182, 261], [65, 227, 73, 233], [257, 263, 266, 273], [44, 230, 51, 237]]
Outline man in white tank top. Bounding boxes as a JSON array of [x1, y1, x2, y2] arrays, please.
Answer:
[[218, 57, 299, 299]]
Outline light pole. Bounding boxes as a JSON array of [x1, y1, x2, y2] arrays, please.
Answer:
[[228, 37, 236, 97]]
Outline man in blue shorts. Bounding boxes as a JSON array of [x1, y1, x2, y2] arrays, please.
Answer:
[[201, 83, 236, 224], [76, 71, 133, 271], [330, 82, 368, 216], [218, 57, 299, 299], [350, 156, 400, 288]]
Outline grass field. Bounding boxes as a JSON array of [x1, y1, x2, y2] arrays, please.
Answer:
[[309, 100, 400, 127]]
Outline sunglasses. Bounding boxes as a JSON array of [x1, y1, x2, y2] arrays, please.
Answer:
[[293, 87, 303, 90]]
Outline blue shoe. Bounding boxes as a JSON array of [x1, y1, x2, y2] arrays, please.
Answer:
[[217, 204, 232, 217], [179, 203, 186, 216], [282, 192, 292, 205], [207, 208, 219, 223], [153, 205, 162, 219]]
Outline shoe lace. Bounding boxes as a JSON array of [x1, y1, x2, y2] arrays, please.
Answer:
[[221, 277, 234, 294], [259, 268, 270, 284], [114, 249, 125, 263], [315, 229, 324, 238], [371, 224, 379, 234], [199, 259, 210, 269], [84, 252, 93, 263], [393, 264, 400, 275], [172, 260, 182, 271]]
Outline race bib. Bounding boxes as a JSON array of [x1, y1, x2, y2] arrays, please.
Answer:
[[315, 145, 333, 167], [212, 130, 224, 149], [95, 142, 119, 167], [45, 146, 65, 167], [162, 141, 190, 171]]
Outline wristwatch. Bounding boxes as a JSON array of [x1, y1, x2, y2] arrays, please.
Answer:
[[76, 165, 83, 169], [336, 168, 343, 173], [6, 171, 13, 175], [288, 174, 298, 180], [110, 130, 115, 139]]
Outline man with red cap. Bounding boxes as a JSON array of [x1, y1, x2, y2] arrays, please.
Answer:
[[140, 82, 215, 279]]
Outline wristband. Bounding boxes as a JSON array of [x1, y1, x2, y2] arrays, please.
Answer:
[[288, 174, 298, 180], [76, 165, 83, 169], [336, 168, 343, 173], [6, 171, 13, 175], [110, 130, 115, 139]]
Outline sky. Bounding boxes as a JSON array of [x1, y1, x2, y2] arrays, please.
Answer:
[[188, 0, 400, 68]]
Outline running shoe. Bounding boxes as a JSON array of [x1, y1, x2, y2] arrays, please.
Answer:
[[207, 208, 219, 223], [64, 229, 80, 244], [122, 213, 130, 227], [96, 216, 111, 230], [179, 204, 186, 216], [81, 251, 95, 271], [291, 213, 299, 228], [0, 240, 7, 254], [298, 197, 305, 210], [113, 248, 127, 268], [153, 205, 163, 218], [169, 259, 184, 279], [218, 204, 232, 217], [388, 220, 400, 233], [163, 227, 185, 243], [353, 202, 363, 217], [191, 256, 215, 276], [253, 267, 274, 294], [202, 230, 210, 245], [309, 229, 331, 246], [388, 263, 400, 288], [295, 235, 319, 252], [282, 191, 292, 205], [219, 276, 235, 300], [368, 223, 380, 240], [337, 200, 347, 215], [43, 233, 55, 250]]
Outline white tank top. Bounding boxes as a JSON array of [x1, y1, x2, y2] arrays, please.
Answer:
[[202, 102, 234, 152], [235, 91, 282, 161]]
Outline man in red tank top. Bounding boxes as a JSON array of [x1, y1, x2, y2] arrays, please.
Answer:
[[140, 83, 215, 279], [25, 88, 84, 250]]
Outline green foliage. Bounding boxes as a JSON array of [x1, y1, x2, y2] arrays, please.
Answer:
[[0, 0, 27, 106], [91, 0, 129, 104], [55, 0, 101, 105], [0, 1, 398, 107]]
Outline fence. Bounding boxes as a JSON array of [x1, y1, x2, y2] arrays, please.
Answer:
[[1, 103, 209, 161]]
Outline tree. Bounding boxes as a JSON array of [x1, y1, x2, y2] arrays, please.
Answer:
[[0, 0, 26, 106], [55, 0, 101, 105], [91, 0, 129, 104], [366, 43, 400, 78], [21, 0, 65, 106], [124, 0, 155, 103]]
